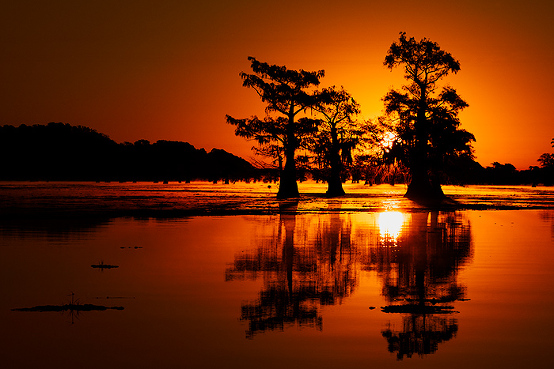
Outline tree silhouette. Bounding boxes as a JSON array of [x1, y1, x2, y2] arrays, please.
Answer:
[[538, 138, 554, 168], [539, 153, 554, 168], [537, 138, 554, 185], [383, 32, 475, 201], [310, 86, 362, 196], [226, 57, 324, 198]]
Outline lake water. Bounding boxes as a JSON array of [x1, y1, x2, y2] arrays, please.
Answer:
[[1, 183, 554, 368], [2, 182, 554, 217]]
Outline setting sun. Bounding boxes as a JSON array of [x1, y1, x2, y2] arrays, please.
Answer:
[[380, 131, 398, 150]]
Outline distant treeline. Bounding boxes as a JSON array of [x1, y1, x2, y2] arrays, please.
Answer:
[[313, 157, 553, 187], [467, 161, 553, 186], [0, 123, 552, 185], [391, 160, 553, 187], [0, 123, 259, 182]]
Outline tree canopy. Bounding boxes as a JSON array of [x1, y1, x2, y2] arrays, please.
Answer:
[[536, 138, 554, 185], [226, 57, 324, 198], [382, 32, 475, 201], [310, 86, 362, 196]]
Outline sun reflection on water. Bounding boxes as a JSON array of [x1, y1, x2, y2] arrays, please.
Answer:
[[378, 211, 405, 245]]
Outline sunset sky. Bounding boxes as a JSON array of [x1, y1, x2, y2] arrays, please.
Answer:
[[1, 0, 553, 169]]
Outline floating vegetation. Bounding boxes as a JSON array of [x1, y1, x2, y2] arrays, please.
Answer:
[[12, 304, 124, 312], [12, 293, 124, 313], [95, 296, 135, 300], [381, 304, 457, 314], [91, 261, 119, 269]]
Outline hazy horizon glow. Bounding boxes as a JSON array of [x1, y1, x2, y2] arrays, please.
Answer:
[[1, 0, 553, 169]]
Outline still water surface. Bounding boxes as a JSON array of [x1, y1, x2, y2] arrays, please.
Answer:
[[1, 205, 553, 368], [2, 182, 554, 215]]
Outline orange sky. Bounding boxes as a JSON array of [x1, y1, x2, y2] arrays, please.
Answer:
[[1, 0, 553, 169]]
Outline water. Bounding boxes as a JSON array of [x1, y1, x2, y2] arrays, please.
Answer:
[[1, 182, 554, 217], [1, 183, 554, 368]]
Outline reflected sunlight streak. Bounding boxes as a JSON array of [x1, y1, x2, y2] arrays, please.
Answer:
[[378, 211, 405, 245]]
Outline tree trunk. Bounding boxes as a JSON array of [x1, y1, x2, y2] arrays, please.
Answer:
[[405, 148, 445, 201], [278, 151, 299, 198], [326, 126, 345, 197], [281, 210, 296, 294], [405, 85, 445, 202], [326, 175, 345, 197], [405, 168, 445, 201], [277, 109, 299, 199]]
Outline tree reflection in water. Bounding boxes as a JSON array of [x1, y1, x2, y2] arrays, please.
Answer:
[[225, 205, 472, 356], [539, 210, 554, 238], [376, 212, 472, 360], [225, 201, 358, 338]]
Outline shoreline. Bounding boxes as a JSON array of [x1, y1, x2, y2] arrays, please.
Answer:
[[1, 182, 553, 220], [1, 193, 553, 220]]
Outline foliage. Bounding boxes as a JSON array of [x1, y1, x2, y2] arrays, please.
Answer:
[[309, 86, 362, 195], [538, 139, 554, 168], [239, 57, 324, 116], [226, 57, 324, 198], [538, 153, 554, 168], [535, 138, 554, 185], [382, 32, 475, 199]]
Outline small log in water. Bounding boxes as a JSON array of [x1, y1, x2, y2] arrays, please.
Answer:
[[12, 303, 124, 312]]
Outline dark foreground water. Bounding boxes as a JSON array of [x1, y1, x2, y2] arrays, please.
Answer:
[[1, 183, 554, 368]]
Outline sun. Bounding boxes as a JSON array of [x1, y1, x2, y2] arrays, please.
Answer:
[[378, 211, 405, 245], [380, 131, 397, 150]]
